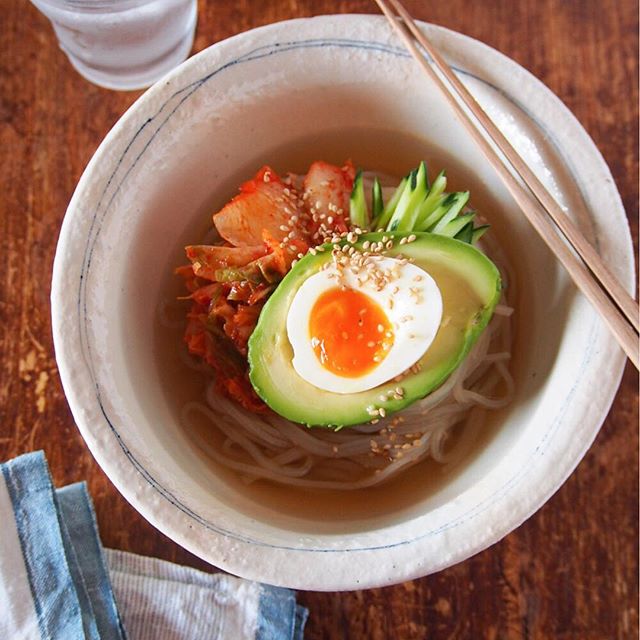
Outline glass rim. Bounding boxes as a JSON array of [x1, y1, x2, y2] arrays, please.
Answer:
[[31, 0, 176, 12]]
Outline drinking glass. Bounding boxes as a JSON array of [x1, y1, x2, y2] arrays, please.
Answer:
[[30, 0, 198, 90]]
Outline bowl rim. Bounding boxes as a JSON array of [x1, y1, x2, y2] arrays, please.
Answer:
[[51, 14, 635, 590]]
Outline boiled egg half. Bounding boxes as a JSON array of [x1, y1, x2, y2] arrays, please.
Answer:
[[286, 256, 443, 394]]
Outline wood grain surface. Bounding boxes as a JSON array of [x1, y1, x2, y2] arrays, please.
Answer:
[[1, 1, 638, 638]]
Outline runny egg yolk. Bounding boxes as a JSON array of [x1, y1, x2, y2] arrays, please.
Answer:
[[309, 287, 394, 378]]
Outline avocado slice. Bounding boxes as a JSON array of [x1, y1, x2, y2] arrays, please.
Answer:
[[247, 232, 501, 428]]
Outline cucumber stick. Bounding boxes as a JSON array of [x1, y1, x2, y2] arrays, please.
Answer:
[[415, 170, 448, 229], [454, 221, 474, 244], [354, 161, 488, 244], [431, 191, 470, 233], [387, 161, 429, 232], [371, 177, 384, 221], [471, 224, 490, 244], [436, 211, 476, 238], [373, 175, 407, 229], [349, 170, 368, 229]]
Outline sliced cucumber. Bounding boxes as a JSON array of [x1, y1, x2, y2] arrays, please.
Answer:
[[349, 170, 368, 230], [371, 177, 384, 222], [417, 193, 450, 231], [352, 162, 488, 244], [471, 224, 490, 244], [415, 170, 447, 229], [373, 175, 408, 230], [421, 160, 430, 191], [387, 161, 429, 232], [454, 221, 474, 244], [431, 191, 470, 233], [436, 211, 476, 238]]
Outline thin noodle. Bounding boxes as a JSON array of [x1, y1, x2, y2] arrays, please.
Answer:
[[177, 207, 516, 489]]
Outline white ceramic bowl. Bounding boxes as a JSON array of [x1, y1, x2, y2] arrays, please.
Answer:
[[51, 15, 634, 591]]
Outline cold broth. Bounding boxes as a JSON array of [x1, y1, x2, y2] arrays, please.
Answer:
[[153, 127, 519, 531]]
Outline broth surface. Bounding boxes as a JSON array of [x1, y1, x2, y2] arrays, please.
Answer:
[[154, 128, 519, 529]]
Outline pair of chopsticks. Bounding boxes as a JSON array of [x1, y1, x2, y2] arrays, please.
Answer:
[[374, 0, 639, 370]]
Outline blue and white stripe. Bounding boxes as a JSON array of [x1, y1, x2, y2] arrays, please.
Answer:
[[0, 452, 306, 639], [0, 451, 124, 640]]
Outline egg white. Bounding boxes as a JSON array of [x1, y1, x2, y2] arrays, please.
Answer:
[[286, 256, 443, 394]]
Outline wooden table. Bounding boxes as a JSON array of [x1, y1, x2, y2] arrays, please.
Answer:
[[2, 1, 637, 637]]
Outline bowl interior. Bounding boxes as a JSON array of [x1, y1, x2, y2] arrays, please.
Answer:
[[90, 47, 577, 536]]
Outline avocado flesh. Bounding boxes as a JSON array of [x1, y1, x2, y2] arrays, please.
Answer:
[[247, 232, 501, 428]]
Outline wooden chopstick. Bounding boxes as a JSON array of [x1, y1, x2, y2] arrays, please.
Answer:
[[374, 0, 639, 370]]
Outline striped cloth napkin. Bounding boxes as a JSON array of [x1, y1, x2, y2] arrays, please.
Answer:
[[0, 451, 307, 640]]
